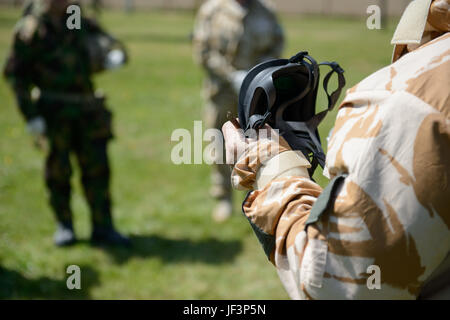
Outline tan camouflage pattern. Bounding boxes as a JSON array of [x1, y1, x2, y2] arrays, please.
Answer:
[[428, 0, 450, 32], [193, 0, 284, 199], [231, 33, 450, 299]]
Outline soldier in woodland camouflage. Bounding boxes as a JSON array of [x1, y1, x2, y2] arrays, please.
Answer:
[[222, 0, 449, 299], [3, 0, 130, 247], [192, 0, 284, 222]]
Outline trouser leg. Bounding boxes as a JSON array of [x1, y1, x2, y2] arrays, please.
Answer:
[[45, 140, 73, 225], [75, 137, 113, 228], [204, 92, 236, 200]]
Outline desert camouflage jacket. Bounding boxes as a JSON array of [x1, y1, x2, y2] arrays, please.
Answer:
[[232, 33, 450, 299], [192, 0, 284, 98], [3, 5, 103, 120]]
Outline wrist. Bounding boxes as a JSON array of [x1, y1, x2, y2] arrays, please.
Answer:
[[254, 150, 311, 190]]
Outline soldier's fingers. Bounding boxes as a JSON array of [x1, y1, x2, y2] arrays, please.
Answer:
[[222, 120, 245, 141], [222, 120, 246, 165]]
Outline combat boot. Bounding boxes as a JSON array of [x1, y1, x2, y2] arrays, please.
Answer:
[[90, 225, 131, 247], [54, 222, 77, 247]]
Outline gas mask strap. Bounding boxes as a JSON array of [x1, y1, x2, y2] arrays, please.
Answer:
[[319, 62, 346, 113], [306, 62, 346, 131]]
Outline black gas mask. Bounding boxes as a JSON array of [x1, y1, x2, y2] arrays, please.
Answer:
[[238, 51, 346, 176]]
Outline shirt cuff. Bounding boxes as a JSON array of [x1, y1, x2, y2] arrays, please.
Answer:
[[254, 150, 311, 190]]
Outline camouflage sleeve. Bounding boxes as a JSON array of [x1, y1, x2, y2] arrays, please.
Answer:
[[3, 28, 39, 121], [233, 33, 450, 299], [230, 130, 326, 299], [242, 176, 323, 263], [192, 7, 236, 82], [232, 124, 426, 300]]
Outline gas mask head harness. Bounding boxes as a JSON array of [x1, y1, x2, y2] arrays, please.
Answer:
[[238, 51, 346, 176]]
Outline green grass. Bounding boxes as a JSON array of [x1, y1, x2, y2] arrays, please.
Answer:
[[0, 8, 396, 299]]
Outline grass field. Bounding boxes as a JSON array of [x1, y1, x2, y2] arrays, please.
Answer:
[[0, 7, 397, 299]]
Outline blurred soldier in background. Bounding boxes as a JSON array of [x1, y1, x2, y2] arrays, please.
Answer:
[[3, 0, 130, 247], [222, 0, 449, 299], [192, 0, 284, 222], [92, 0, 102, 16]]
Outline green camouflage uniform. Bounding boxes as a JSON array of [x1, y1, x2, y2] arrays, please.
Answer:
[[4, 3, 115, 228], [192, 0, 284, 199]]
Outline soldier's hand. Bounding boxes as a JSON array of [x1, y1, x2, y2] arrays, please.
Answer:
[[27, 116, 46, 136], [222, 119, 287, 166], [222, 120, 294, 190], [27, 116, 48, 151]]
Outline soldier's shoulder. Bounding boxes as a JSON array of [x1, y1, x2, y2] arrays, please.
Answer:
[[14, 14, 43, 44], [350, 33, 449, 98]]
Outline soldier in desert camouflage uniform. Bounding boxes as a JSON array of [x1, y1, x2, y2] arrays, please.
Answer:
[[192, 0, 284, 222], [3, 0, 130, 247], [222, 0, 450, 299]]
